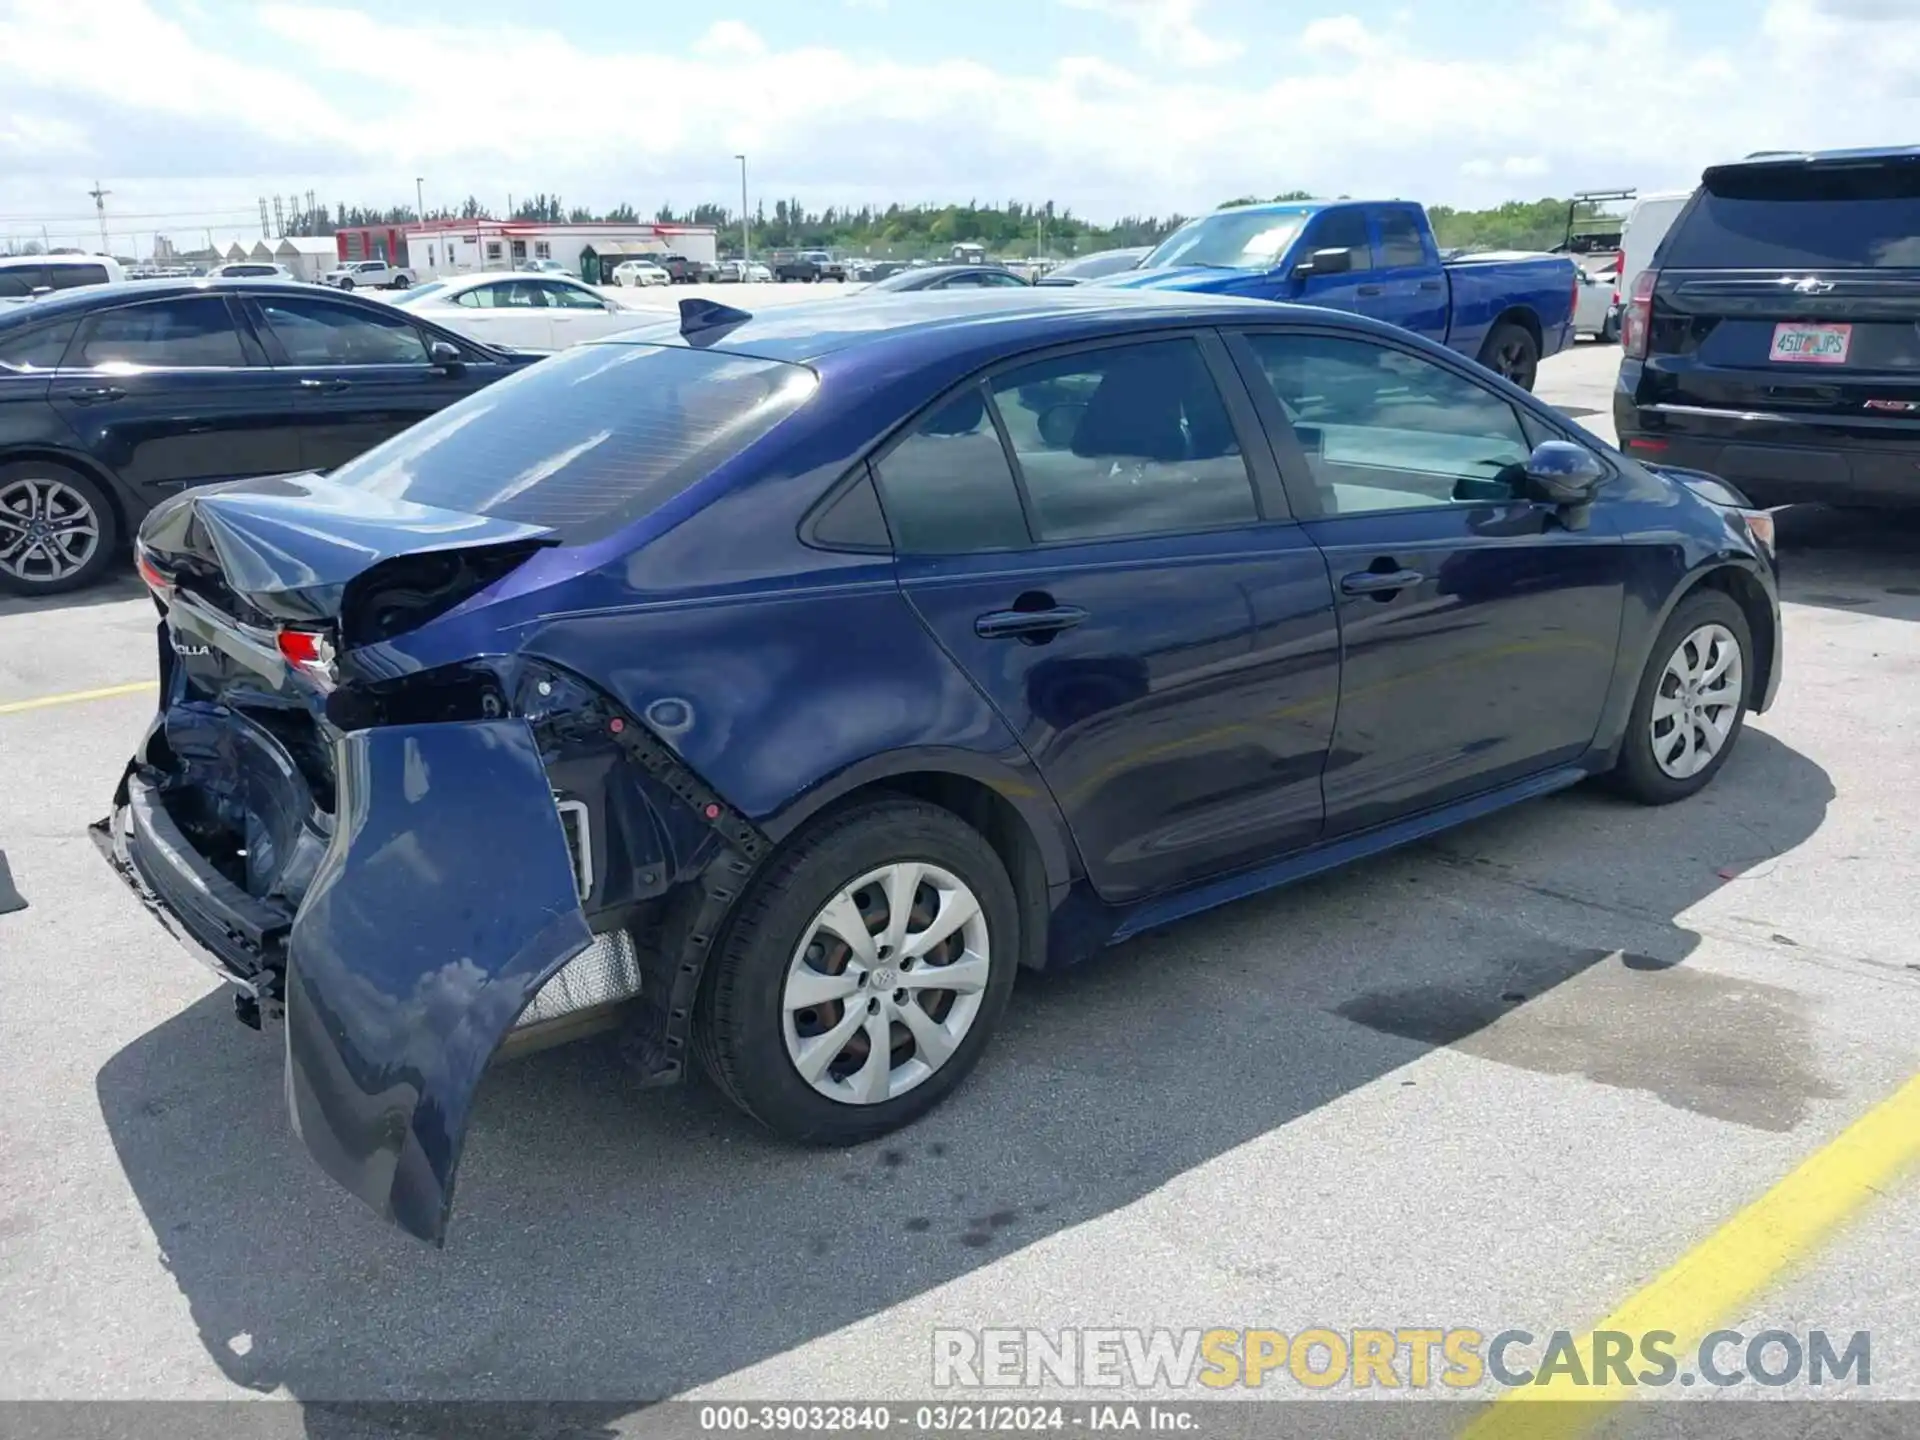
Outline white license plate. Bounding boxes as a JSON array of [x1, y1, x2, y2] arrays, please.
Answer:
[[1770, 322, 1852, 364]]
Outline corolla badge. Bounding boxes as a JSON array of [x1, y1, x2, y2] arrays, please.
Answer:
[[168, 632, 210, 657]]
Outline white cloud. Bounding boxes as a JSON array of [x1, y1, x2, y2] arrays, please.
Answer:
[[4, 0, 1920, 255], [1058, 0, 1243, 68]]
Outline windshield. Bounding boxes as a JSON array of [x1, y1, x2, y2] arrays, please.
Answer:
[[1145, 211, 1310, 270], [324, 343, 818, 543], [1667, 161, 1920, 269]]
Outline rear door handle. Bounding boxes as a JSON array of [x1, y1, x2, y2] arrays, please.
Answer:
[[69, 385, 125, 404], [1356, 284, 1384, 297], [975, 605, 1089, 640], [1340, 568, 1424, 596], [299, 378, 352, 393]]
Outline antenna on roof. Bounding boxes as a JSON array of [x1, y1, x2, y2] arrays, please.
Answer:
[[678, 297, 751, 338]]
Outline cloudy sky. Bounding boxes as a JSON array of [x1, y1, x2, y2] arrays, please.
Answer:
[[0, 0, 1913, 254]]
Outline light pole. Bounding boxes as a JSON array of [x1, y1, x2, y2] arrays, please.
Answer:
[[415, 176, 426, 221], [734, 154, 749, 265]]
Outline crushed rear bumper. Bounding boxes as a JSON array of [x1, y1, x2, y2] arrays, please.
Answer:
[[97, 717, 595, 1245]]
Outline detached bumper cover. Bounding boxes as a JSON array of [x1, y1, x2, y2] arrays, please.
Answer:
[[101, 717, 592, 1245]]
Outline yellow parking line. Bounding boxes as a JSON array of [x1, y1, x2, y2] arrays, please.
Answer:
[[1462, 1069, 1920, 1438], [0, 680, 155, 717]]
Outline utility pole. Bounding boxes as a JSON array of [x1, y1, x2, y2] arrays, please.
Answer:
[[415, 176, 425, 221], [258, 197, 270, 238], [734, 154, 749, 264], [87, 180, 111, 254]]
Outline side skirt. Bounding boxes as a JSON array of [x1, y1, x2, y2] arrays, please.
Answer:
[[1108, 763, 1595, 946]]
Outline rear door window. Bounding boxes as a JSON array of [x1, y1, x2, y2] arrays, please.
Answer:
[[988, 338, 1259, 541], [1375, 210, 1429, 268], [0, 319, 78, 372], [254, 296, 431, 365], [324, 343, 817, 543], [71, 298, 248, 369], [873, 387, 1031, 553], [1665, 163, 1920, 268]]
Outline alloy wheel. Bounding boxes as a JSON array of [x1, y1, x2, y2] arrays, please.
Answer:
[[1650, 622, 1743, 779], [0, 477, 102, 586], [781, 861, 991, 1106]]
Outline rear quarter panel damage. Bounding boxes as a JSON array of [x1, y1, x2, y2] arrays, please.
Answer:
[[284, 718, 591, 1245]]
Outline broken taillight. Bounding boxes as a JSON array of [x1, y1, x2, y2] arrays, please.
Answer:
[[134, 546, 173, 603], [276, 627, 338, 686]]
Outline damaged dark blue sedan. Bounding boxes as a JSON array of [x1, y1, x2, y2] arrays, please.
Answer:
[[97, 291, 1781, 1244]]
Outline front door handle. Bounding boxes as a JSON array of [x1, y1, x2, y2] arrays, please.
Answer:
[[1356, 283, 1384, 297], [299, 378, 352, 392], [974, 604, 1088, 640], [1418, 279, 1444, 293], [1340, 567, 1424, 596], [68, 384, 125, 404]]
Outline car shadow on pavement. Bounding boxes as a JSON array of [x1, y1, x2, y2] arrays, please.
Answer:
[[94, 730, 1832, 1424], [1775, 505, 1920, 622], [0, 569, 144, 620]]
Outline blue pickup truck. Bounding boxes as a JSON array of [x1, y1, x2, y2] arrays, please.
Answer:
[[1099, 200, 1578, 391]]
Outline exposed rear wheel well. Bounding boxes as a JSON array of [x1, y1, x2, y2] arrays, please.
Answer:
[[821, 772, 1052, 970], [1694, 566, 1777, 709]]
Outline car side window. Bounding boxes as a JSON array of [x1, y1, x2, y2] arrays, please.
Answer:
[[454, 282, 543, 309], [872, 387, 1031, 554], [46, 265, 109, 291], [1376, 210, 1428, 268], [0, 319, 79, 372], [540, 281, 605, 310], [980, 272, 1029, 287], [71, 298, 248, 369], [1243, 333, 1532, 514], [1300, 210, 1373, 272], [987, 338, 1258, 542], [254, 297, 431, 366]]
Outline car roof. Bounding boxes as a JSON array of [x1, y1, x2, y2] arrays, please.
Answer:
[[594, 287, 1399, 367], [0, 253, 118, 268], [1704, 144, 1920, 183], [0, 277, 394, 327]]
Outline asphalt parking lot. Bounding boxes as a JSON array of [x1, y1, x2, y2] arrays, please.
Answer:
[[0, 339, 1916, 1421]]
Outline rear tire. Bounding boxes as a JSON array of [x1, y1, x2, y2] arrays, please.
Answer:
[[1608, 589, 1752, 804], [1478, 321, 1540, 391], [0, 460, 121, 597], [695, 797, 1018, 1144], [389, 275, 409, 290]]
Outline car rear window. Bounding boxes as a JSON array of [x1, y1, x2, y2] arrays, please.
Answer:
[[1665, 161, 1920, 269], [324, 342, 817, 543]]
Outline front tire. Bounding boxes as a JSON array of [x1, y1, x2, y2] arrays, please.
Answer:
[[1608, 588, 1752, 804], [695, 798, 1018, 1144], [1478, 321, 1539, 391], [338, 277, 355, 291], [0, 461, 120, 597]]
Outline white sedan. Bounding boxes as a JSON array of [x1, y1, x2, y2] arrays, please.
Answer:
[[612, 260, 672, 288], [387, 272, 650, 350]]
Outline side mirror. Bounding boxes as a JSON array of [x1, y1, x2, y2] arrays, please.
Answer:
[[1293, 247, 1353, 279], [428, 339, 465, 370], [1524, 440, 1606, 505]]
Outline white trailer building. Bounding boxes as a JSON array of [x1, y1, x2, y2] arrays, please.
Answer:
[[399, 220, 718, 282]]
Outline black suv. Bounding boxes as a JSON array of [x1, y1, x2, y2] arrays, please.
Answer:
[[1616, 146, 1920, 508]]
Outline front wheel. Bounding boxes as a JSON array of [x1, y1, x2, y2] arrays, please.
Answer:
[[1478, 321, 1539, 391], [695, 798, 1018, 1144], [1608, 589, 1752, 804], [337, 277, 354, 291]]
